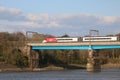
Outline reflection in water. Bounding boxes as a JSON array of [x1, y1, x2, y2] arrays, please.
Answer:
[[0, 69, 120, 80]]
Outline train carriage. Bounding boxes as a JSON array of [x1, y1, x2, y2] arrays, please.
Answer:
[[56, 38, 78, 42], [42, 37, 79, 43], [82, 36, 118, 41]]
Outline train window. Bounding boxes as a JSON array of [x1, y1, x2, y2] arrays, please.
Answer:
[[84, 37, 112, 40], [57, 39, 73, 40]]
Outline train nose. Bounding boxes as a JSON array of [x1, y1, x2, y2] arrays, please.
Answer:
[[42, 40, 47, 43]]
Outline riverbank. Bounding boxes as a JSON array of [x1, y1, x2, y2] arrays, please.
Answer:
[[0, 63, 120, 72], [0, 65, 65, 72], [101, 63, 120, 69], [0, 64, 85, 72]]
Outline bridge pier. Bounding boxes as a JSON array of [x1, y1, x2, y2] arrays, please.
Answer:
[[26, 46, 39, 69], [87, 49, 101, 72], [26, 46, 32, 68]]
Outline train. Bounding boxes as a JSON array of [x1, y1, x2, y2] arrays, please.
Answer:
[[42, 36, 118, 43]]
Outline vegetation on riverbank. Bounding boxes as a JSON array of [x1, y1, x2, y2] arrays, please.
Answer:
[[0, 32, 120, 70]]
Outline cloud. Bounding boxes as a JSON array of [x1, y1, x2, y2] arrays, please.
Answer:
[[27, 14, 60, 27], [103, 16, 120, 23], [0, 6, 28, 21], [0, 6, 120, 36], [56, 14, 100, 27]]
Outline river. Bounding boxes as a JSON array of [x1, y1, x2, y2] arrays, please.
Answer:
[[0, 69, 120, 80]]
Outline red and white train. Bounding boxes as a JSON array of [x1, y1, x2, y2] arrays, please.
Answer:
[[42, 36, 118, 43]]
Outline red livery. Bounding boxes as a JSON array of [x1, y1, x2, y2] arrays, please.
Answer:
[[43, 38, 57, 43]]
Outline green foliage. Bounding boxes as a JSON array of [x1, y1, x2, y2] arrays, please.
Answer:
[[8, 48, 28, 67], [0, 32, 29, 67], [61, 34, 69, 37], [39, 50, 88, 67]]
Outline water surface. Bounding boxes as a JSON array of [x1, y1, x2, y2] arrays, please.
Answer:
[[0, 69, 120, 80]]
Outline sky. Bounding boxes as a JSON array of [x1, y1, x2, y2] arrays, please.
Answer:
[[0, 0, 120, 36]]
